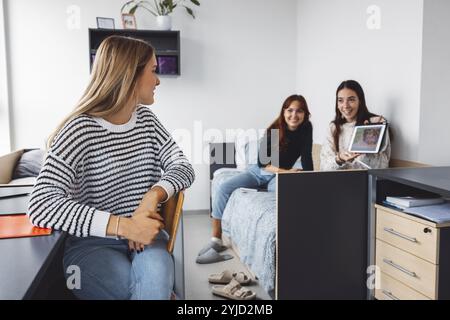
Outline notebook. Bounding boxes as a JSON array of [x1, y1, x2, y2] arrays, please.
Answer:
[[0, 214, 52, 239], [386, 196, 444, 208]]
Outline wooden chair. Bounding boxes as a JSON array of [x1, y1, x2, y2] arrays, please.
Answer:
[[161, 191, 184, 254]]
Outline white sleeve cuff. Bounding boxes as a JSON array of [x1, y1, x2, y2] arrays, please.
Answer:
[[89, 210, 111, 238], [152, 180, 175, 203]]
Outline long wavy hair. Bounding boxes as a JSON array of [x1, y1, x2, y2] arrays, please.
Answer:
[[267, 94, 311, 151], [47, 36, 155, 149], [332, 80, 377, 151]]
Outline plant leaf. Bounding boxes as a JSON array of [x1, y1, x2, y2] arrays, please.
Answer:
[[129, 5, 138, 14], [121, 0, 136, 13], [184, 6, 195, 18], [190, 0, 200, 6]]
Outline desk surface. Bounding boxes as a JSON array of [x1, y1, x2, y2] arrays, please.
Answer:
[[370, 166, 450, 197], [0, 196, 66, 300]]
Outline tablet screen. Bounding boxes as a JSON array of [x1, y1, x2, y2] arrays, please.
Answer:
[[348, 124, 386, 153]]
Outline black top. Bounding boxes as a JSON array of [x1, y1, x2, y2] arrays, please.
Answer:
[[258, 121, 313, 171]]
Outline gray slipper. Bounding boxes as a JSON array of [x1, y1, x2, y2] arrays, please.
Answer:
[[196, 248, 233, 264], [198, 240, 227, 256]]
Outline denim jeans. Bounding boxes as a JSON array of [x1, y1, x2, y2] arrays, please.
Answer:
[[63, 232, 174, 300], [211, 164, 275, 220]]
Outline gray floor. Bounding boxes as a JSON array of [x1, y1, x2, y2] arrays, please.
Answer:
[[183, 211, 272, 300]]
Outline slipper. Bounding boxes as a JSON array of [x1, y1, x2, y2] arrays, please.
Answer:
[[212, 279, 256, 300], [208, 270, 252, 285], [198, 240, 227, 256], [196, 248, 233, 264]]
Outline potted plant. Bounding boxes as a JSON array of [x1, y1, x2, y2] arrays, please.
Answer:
[[121, 0, 201, 30]]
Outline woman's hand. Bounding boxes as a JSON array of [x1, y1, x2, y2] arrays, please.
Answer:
[[366, 116, 386, 124], [118, 209, 165, 247], [128, 209, 164, 252], [338, 151, 360, 164], [129, 187, 168, 252]]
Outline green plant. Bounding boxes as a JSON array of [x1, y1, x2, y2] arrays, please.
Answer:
[[121, 0, 200, 19]]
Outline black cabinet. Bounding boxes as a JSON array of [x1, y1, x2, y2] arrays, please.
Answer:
[[88, 29, 180, 75]]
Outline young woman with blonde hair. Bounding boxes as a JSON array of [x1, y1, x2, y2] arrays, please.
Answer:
[[28, 36, 195, 299]]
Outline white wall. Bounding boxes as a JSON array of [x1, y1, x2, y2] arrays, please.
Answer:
[[296, 0, 424, 161], [0, 0, 10, 154], [418, 0, 450, 166], [4, 0, 298, 210]]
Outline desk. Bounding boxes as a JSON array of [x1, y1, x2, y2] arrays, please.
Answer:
[[0, 195, 66, 300], [0, 195, 184, 300], [368, 167, 450, 300]]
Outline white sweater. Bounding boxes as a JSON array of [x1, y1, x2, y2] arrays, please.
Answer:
[[320, 121, 391, 171], [28, 106, 195, 238]]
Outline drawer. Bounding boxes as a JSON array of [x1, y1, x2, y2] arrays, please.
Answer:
[[375, 272, 431, 300], [376, 240, 437, 299], [376, 207, 438, 263]]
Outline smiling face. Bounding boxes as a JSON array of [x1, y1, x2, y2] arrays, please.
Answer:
[[337, 88, 360, 122], [363, 129, 379, 145], [136, 54, 160, 105], [284, 100, 305, 131]]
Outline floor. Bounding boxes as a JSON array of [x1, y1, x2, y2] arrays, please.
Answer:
[[183, 211, 272, 300]]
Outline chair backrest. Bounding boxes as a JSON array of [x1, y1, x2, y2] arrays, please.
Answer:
[[161, 191, 185, 254]]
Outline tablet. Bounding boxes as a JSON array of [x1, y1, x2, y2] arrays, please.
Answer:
[[348, 124, 387, 153]]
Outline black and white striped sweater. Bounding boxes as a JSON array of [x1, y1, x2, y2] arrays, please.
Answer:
[[28, 106, 195, 238]]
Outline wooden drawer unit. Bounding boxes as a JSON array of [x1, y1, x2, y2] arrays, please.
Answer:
[[376, 207, 438, 263], [376, 240, 437, 299], [375, 272, 430, 300], [375, 205, 450, 300]]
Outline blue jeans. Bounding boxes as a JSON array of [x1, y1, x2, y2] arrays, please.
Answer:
[[63, 232, 174, 300], [211, 164, 275, 220]]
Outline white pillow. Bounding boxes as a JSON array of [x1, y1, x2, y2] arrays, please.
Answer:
[[234, 134, 248, 170], [235, 135, 261, 170]]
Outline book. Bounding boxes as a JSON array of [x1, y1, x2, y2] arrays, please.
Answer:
[[0, 214, 52, 239], [382, 200, 405, 211], [404, 202, 450, 224], [385, 196, 444, 208]]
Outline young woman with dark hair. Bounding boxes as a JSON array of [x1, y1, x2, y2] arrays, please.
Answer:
[[320, 80, 391, 170], [197, 94, 313, 261]]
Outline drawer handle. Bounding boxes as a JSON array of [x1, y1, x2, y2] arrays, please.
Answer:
[[383, 258, 417, 278], [383, 227, 418, 243], [382, 290, 400, 300]]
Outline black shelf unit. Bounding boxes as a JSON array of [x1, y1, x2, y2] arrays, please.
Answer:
[[88, 29, 180, 75]]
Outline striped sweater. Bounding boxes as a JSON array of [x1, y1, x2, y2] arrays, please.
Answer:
[[28, 105, 195, 238]]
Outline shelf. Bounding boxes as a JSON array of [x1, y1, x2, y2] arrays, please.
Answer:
[[88, 28, 181, 75]]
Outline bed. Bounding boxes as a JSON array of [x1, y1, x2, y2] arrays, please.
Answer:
[[211, 168, 276, 296]]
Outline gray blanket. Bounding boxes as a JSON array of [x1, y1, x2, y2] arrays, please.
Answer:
[[212, 169, 276, 295]]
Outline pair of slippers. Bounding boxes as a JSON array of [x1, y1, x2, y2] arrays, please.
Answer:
[[196, 241, 233, 264], [209, 270, 256, 300]]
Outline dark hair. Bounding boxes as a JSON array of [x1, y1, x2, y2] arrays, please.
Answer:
[[268, 94, 311, 151], [332, 80, 377, 151]]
